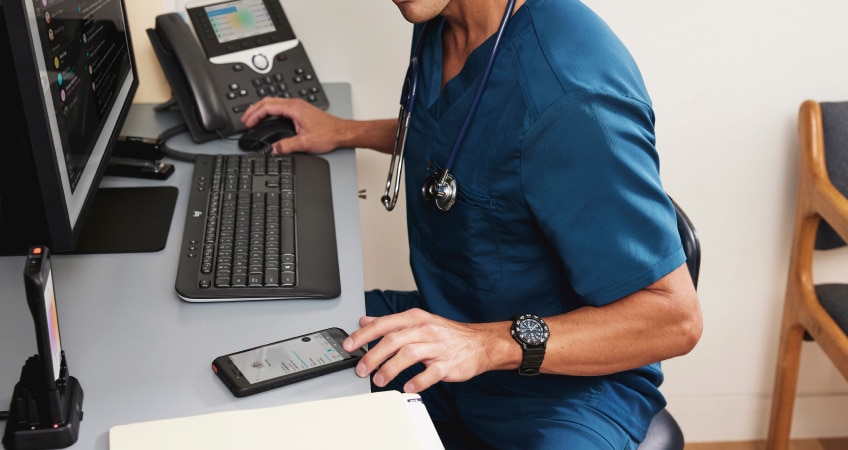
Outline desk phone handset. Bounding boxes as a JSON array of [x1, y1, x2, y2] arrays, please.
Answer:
[[147, 0, 329, 143]]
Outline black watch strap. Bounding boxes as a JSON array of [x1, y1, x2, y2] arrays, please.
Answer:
[[518, 346, 545, 376]]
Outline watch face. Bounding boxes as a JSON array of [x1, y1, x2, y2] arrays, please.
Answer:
[[517, 318, 548, 345]]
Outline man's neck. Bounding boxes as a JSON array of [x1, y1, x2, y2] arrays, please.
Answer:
[[440, 0, 524, 87]]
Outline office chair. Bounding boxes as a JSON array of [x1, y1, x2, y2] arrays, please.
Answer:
[[637, 196, 701, 450], [635, 196, 700, 450], [766, 100, 848, 450]]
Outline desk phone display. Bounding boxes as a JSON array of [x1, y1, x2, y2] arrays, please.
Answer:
[[147, 0, 328, 143], [212, 327, 366, 397]]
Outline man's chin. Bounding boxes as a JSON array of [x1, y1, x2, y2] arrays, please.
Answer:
[[393, 1, 443, 24]]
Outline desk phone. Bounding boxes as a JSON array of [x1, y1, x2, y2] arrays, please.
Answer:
[[147, 0, 328, 143]]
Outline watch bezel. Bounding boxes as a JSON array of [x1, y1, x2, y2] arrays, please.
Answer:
[[511, 314, 550, 347], [516, 317, 548, 346]]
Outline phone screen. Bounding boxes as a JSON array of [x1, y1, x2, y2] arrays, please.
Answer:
[[203, 0, 276, 44], [43, 271, 63, 382], [228, 330, 354, 384]]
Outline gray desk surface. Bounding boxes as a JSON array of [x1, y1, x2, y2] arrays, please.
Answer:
[[0, 83, 369, 449]]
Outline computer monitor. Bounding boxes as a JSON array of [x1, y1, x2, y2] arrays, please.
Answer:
[[0, 0, 177, 255]]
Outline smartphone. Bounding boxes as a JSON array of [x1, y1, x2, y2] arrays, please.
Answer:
[[22, 246, 66, 421], [212, 327, 366, 397]]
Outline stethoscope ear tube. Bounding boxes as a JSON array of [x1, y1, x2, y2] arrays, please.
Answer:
[[382, 57, 420, 212], [382, 105, 411, 211]]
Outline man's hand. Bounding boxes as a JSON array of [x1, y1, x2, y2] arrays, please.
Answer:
[[240, 97, 346, 154], [342, 308, 507, 393]]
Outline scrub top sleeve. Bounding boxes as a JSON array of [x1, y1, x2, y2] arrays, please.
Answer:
[[520, 91, 685, 306]]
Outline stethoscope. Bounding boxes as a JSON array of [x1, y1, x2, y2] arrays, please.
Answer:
[[381, 0, 516, 212]]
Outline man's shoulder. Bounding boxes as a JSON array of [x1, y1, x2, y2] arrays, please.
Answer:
[[511, 0, 650, 110]]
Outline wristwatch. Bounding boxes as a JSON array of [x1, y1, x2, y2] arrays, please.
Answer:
[[510, 314, 549, 376]]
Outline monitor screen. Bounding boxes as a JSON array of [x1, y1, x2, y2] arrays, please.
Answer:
[[0, 0, 148, 254]]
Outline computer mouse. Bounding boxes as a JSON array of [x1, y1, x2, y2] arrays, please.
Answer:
[[238, 116, 297, 152]]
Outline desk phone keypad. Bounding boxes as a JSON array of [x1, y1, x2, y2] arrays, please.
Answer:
[[225, 62, 323, 116]]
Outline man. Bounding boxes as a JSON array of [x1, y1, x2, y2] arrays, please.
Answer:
[[241, 0, 702, 448]]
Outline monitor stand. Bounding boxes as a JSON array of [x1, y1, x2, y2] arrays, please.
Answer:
[[70, 186, 178, 254]]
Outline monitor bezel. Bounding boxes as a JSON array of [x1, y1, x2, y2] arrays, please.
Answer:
[[2, 0, 139, 252]]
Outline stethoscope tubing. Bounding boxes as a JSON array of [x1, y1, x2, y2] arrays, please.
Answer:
[[382, 0, 516, 211], [442, 0, 516, 177]]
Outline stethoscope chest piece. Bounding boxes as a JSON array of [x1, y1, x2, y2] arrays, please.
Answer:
[[422, 170, 458, 211]]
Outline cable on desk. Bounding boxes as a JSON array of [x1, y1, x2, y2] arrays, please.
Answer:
[[160, 126, 273, 162], [157, 123, 198, 162]]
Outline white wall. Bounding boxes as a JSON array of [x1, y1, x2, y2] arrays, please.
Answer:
[[128, 0, 848, 442]]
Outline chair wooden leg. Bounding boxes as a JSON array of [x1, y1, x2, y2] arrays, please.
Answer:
[[766, 311, 806, 450]]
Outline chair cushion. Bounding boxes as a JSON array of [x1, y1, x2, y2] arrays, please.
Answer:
[[816, 102, 848, 249], [815, 284, 848, 333]]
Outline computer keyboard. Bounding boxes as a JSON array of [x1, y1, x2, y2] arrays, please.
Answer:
[[175, 153, 341, 302]]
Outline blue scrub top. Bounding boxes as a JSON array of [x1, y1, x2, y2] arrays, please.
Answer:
[[401, 0, 686, 440]]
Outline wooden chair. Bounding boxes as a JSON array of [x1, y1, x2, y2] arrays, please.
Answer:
[[766, 100, 848, 450]]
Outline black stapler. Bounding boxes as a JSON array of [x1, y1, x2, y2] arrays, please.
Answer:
[[106, 135, 175, 180]]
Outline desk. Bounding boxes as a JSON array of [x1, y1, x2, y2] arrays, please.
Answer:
[[0, 83, 369, 449]]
